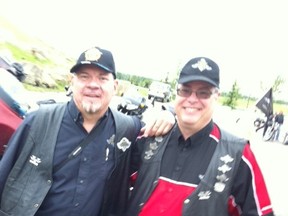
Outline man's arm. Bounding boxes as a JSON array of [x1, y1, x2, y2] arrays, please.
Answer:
[[232, 144, 274, 216]]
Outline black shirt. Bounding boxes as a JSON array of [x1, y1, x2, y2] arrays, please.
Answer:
[[36, 100, 117, 216], [161, 121, 216, 184]]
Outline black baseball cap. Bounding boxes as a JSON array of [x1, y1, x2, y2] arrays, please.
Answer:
[[178, 57, 219, 88], [70, 47, 116, 78]]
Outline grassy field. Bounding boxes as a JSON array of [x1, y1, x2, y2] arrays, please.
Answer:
[[221, 97, 288, 114]]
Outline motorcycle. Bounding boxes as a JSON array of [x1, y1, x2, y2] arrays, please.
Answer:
[[254, 117, 265, 128], [117, 89, 148, 119]]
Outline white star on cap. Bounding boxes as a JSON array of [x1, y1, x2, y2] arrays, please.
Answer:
[[191, 58, 212, 72]]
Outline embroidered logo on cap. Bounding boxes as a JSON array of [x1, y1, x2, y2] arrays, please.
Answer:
[[84, 47, 102, 61], [192, 58, 212, 72]]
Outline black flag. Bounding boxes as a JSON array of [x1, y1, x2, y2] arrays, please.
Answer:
[[255, 88, 273, 117]]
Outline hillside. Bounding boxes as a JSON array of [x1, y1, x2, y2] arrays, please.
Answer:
[[0, 16, 73, 68], [0, 16, 76, 90]]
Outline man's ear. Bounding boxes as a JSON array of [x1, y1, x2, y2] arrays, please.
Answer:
[[114, 79, 119, 92], [214, 89, 221, 99]]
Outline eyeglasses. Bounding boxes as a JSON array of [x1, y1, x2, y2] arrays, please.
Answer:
[[176, 87, 215, 99]]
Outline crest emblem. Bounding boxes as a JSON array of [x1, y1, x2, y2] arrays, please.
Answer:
[[29, 155, 41, 166], [198, 174, 204, 180], [107, 134, 115, 146], [198, 190, 211, 200], [192, 58, 212, 72], [155, 136, 163, 142], [216, 174, 229, 182], [214, 154, 234, 193], [143, 136, 164, 160], [144, 150, 154, 160], [214, 182, 226, 192], [149, 142, 159, 150], [84, 47, 102, 61], [218, 164, 231, 173], [220, 154, 234, 163], [116, 137, 131, 152]]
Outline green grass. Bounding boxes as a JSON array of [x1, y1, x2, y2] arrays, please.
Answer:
[[2, 42, 54, 66], [219, 97, 288, 114], [23, 81, 67, 92]]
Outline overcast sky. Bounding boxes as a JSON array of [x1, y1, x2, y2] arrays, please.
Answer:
[[1, 0, 287, 99]]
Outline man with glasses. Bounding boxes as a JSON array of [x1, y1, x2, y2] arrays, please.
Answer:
[[127, 57, 274, 216]]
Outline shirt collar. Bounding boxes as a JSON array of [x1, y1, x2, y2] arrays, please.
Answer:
[[176, 120, 214, 147]]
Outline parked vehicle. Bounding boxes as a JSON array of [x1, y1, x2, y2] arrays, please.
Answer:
[[0, 64, 29, 117], [0, 98, 23, 159], [0, 86, 27, 118], [117, 88, 148, 119], [0, 58, 25, 158], [148, 81, 172, 102]]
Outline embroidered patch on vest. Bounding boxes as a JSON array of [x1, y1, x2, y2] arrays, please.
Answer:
[[29, 155, 41, 166], [144, 136, 163, 160], [214, 154, 234, 192], [107, 134, 115, 146], [198, 190, 211, 200], [117, 137, 131, 152]]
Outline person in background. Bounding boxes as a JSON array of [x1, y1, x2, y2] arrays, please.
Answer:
[[274, 110, 284, 142], [0, 46, 175, 216], [127, 57, 274, 216]]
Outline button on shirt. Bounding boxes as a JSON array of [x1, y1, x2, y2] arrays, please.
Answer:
[[36, 100, 116, 216]]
